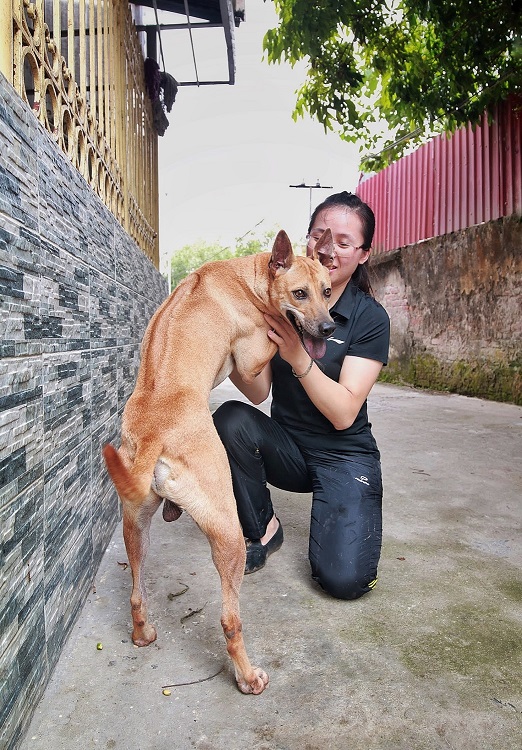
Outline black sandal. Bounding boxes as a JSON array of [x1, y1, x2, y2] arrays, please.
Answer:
[[244, 520, 284, 575]]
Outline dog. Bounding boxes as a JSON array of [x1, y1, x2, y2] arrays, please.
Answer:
[[103, 229, 336, 694]]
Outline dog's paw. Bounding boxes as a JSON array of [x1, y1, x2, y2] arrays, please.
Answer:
[[132, 623, 157, 647], [236, 667, 269, 695]]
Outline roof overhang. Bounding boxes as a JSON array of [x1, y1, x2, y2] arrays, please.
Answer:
[[130, 0, 245, 85]]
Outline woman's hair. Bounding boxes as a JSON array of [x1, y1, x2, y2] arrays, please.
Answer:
[[308, 191, 375, 295]]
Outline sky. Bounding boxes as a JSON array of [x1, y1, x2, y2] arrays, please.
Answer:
[[156, 0, 363, 273]]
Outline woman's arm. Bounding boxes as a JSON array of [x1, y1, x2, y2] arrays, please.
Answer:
[[292, 352, 382, 430], [265, 313, 382, 430], [228, 362, 272, 405]]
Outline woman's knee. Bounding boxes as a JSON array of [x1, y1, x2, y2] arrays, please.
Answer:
[[311, 565, 378, 600]]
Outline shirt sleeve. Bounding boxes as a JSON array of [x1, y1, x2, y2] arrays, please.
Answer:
[[347, 298, 390, 365]]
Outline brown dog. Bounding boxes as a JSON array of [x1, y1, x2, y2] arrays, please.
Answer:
[[103, 229, 335, 694]]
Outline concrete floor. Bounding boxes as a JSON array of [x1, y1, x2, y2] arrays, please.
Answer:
[[20, 382, 522, 750]]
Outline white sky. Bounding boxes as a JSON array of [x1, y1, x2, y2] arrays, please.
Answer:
[[157, 0, 363, 270]]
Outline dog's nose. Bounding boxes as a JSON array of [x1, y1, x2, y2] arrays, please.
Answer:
[[319, 321, 336, 337]]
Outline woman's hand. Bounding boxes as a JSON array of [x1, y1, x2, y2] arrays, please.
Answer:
[[265, 313, 383, 430], [264, 313, 311, 376]]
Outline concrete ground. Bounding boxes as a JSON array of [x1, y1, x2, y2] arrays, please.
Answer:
[[20, 382, 522, 750]]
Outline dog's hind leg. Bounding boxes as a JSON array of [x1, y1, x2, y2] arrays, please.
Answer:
[[159, 428, 269, 694], [121, 493, 162, 646], [202, 512, 269, 695]]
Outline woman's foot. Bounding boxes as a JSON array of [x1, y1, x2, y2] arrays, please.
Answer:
[[244, 517, 284, 575]]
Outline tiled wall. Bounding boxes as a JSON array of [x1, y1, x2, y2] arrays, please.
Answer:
[[0, 73, 169, 749]]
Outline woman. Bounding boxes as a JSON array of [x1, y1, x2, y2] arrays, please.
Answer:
[[213, 191, 390, 599]]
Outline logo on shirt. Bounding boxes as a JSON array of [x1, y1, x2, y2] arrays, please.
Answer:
[[355, 475, 370, 486], [327, 337, 345, 344]]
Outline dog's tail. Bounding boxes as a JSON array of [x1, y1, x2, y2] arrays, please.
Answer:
[[102, 442, 161, 502]]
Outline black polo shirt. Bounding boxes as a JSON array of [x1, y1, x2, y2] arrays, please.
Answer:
[[271, 281, 390, 456]]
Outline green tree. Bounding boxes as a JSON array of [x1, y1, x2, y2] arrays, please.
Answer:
[[169, 229, 278, 288], [235, 227, 277, 256], [264, 0, 522, 170], [170, 240, 232, 288]]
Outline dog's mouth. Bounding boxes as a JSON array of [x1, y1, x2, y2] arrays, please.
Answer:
[[286, 312, 328, 360]]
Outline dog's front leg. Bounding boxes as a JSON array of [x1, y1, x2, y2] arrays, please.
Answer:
[[122, 495, 162, 646]]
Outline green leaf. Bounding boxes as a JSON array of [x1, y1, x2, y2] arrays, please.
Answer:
[[264, 0, 522, 170]]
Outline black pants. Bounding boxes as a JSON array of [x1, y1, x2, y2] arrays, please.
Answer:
[[213, 400, 383, 600]]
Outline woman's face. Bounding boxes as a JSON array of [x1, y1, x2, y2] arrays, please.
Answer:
[[307, 206, 370, 294]]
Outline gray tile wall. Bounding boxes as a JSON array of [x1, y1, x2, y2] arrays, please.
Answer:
[[0, 73, 169, 749]]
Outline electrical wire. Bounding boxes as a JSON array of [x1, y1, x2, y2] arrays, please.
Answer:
[[151, 0, 166, 72], [183, 0, 200, 85]]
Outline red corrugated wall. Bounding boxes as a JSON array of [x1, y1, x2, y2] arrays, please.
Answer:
[[357, 96, 522, 254]]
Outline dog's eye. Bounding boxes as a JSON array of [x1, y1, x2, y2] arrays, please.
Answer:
[[324, 288, 332, 299], [292, 289, 307, 300]]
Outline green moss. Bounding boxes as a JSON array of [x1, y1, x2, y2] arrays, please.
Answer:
[[498, 579, 522, 603], [337, 598, 522, 686], [399, 603, 522, 681], [379, 353, 522, 405]]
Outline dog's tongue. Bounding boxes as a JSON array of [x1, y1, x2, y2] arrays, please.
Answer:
[[303, 333, 327, 360]]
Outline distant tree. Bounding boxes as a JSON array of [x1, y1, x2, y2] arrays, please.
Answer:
[[170, 240, 232, 288], [235, 228, 277, 256], [169, 229, 278, 288], [264, 0, 522, 170]]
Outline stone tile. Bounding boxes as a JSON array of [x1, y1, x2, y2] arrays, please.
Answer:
[[90, 347, 118, 433], [0, 81, 39, 229], [42, 351, 91, 470], [117, 344, 140, 410], [0, 218, 43, 358], [0, 360, 44, 505], [38, 240, 90, 354], [36, 128, 87, 260], [89, 268, 118, 349]]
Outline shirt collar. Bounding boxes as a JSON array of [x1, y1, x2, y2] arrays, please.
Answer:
[[330, 281, 358, 323]]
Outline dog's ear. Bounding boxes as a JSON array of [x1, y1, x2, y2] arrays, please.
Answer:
[[310, 228, 335, 269], [268, 230, 294, 275]]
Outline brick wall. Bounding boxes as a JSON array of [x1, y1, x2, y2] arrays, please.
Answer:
[[370, 215, 522, 404], [0, 73, 168, 749]]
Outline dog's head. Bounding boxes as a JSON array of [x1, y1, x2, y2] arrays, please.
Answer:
[[267, 230, 336, 360]]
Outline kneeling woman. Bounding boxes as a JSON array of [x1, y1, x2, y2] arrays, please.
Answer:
[[213, 191, 390, 600]]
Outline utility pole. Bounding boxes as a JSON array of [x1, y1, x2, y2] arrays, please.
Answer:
[[289, 180, 333, 219]]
